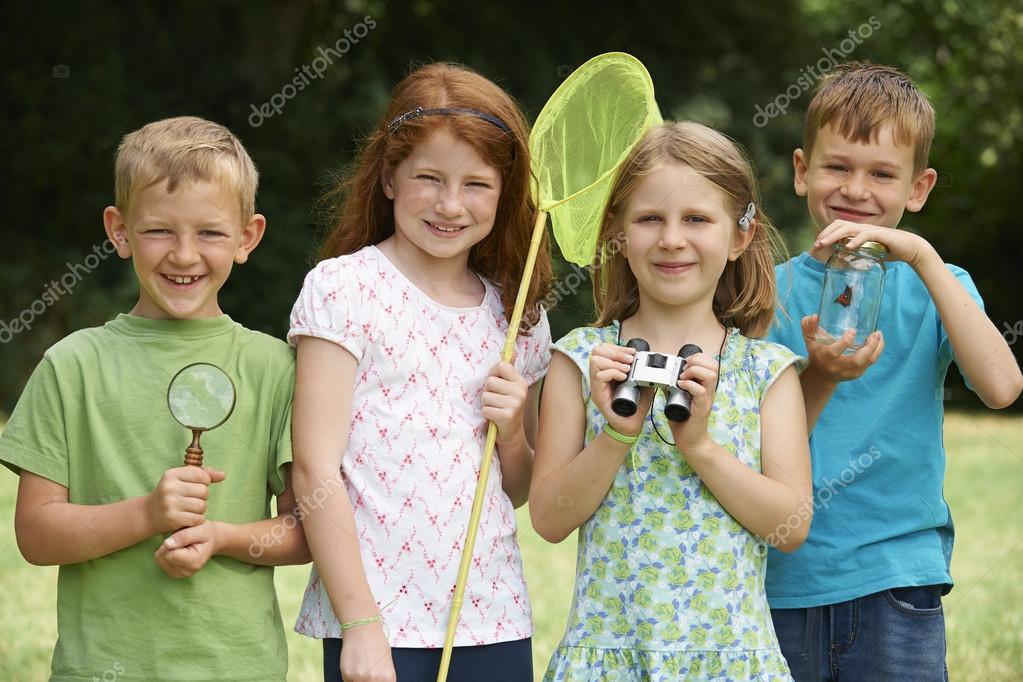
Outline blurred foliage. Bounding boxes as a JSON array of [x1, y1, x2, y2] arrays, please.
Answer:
[[1, 0, 1020, 411]]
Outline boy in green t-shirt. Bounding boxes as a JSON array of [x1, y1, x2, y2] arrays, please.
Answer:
[[1, 116, 310, 681]]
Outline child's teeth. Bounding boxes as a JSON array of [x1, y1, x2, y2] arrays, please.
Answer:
[[169, 275, 198, 284]]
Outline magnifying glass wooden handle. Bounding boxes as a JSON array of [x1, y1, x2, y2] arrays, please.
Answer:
[[183, 429, 205, 467]]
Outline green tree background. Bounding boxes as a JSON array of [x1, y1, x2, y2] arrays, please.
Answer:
[[2, 0, 1020, 411]]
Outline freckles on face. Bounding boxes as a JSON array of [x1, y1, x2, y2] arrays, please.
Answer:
[[384, 127, 503, 260]]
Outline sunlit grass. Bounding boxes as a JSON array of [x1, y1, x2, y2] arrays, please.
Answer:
[[1, 412, 1020, 680]]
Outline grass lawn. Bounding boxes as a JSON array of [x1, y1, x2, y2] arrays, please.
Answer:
[[1, 412, 1021, 680]]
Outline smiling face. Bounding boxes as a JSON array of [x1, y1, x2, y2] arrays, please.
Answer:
[[795, 123, 937, 231], [381, 127, 502, 267], [104, 177, 264, 320], [620, 163, 753, 310]]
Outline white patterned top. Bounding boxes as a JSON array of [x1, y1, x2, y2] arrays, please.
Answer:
[[289, 245, 550, 647]]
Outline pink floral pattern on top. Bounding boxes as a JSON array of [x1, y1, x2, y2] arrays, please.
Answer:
[[289, 245, 551, 647]]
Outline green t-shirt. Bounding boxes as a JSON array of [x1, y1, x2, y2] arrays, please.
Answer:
[[0, 314, 295, 682]]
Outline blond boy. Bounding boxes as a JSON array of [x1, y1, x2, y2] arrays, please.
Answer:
[[1, 117, 308, 681]]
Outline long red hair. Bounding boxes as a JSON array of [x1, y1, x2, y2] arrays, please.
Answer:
[[317, 62, 552, 330]]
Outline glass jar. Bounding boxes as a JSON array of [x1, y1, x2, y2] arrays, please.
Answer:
[[815, 238, 887, 352]]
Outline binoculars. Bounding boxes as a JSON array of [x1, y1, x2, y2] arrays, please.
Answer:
[[611, 338, 702, 422]]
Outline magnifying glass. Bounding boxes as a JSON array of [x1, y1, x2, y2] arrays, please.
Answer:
[[167, 362, 236, 467]]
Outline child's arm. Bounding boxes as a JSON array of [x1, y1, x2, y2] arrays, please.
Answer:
[[483, 360, 539, 508], [530, 344, 653, 543], [15, 466, 223, 565], [817, 221, 1023, 408], [798, 314, 884, 430], [291, 336, 395, 682], [670, 353, 813, 552], [153, 467, 310, 578]]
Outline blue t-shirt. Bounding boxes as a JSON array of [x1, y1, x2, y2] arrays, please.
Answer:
[[764, 252, 983, 608]]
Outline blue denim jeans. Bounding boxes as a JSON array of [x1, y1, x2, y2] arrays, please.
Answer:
[[771, 585, 948, 681]]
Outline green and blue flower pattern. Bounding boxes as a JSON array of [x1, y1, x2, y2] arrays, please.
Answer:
[[544, 324, 804, 681]]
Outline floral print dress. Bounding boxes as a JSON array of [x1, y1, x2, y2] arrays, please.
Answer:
[[544, 323, 804, 681]]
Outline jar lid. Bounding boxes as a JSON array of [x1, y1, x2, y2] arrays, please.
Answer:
[[838, 237, 888, 256]]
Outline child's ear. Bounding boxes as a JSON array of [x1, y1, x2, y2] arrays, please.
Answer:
[[233, 214, 267, 264], [905, 167, 938, 213], [381, 166, 395, 200], [729, 220, 757, 261], [792, 149, 809, 197], [103, 206, 132, 259]]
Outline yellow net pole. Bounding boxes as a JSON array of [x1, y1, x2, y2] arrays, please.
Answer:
[[436, 208, 548, 681]]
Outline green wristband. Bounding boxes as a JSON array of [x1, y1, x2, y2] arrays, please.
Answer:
[[603, 423, 640, 445]]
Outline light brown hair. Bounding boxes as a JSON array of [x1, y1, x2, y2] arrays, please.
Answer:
[[115, 116, 259, 221], [593, 122, 786, 338], [317, 62, 552, 328], [804, 62, 935, 173]]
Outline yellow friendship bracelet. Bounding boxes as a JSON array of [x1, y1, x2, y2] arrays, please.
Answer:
[[340, 614, 383, 631], [603, 423, 640, 445]]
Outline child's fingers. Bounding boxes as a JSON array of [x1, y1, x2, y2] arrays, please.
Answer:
[[204, 467, 226, 483], [162, 550, 200, 577], [488, 360, 519, 380], [677, 379, 708, 401], [594, 368, 629, 384], [482, 391, 519, 411], [865, 332, 885, 364], [163, 524, 206, 550], [590, 354, 632, 375], [173, 466, 215, 485], [814, 220, 848, 246], [172, 511, 206, 528], [680, 364, 717, 385], [594, 343, 636, 363], [177, 496, 207, 516], [845, 230, 880, 251], [800, 314, 820, 339], [177, 481, 210, 500], [153, 549, 184, 578], [818, 329, 855, 358], [484, 374, 526, 396], [679, 352, 717, 375]]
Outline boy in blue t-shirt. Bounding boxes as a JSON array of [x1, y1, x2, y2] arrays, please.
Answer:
[[766, 63, 1022, 680], [1, 116, 310, 681]]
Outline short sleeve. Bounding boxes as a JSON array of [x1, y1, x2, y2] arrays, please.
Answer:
[[749, 340, 807, 407], [516, 306, 553, 386], [288, 257, 367, 361], [266, 358, 296, 497], [0, 356, 70, 486], [552, 326, 607, 399], [937, 265, 985, 367]]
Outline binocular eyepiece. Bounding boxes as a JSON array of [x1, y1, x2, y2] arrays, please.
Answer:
[[611, 338, 702, 422]]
